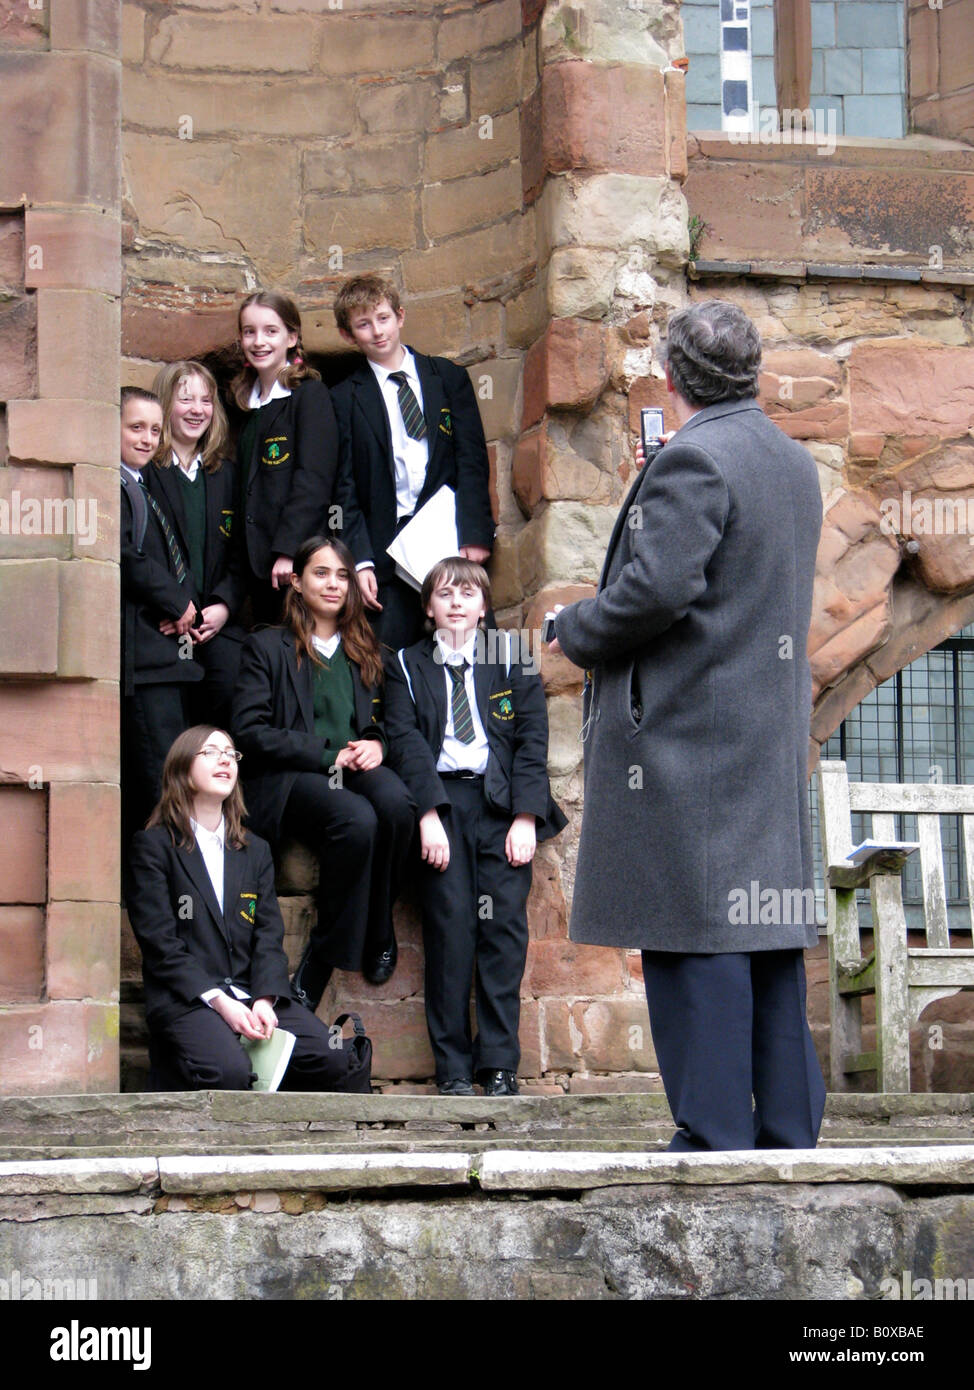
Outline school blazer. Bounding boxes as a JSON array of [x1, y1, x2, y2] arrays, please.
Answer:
[[127, 824, 293, 1029], [120, 471, 203, 696], [231, 626, 387, 842], [146, 456, 247, 635], [383, 635, 567, 842], [331, 350, 495, 584], [239, 379, 340, 580]]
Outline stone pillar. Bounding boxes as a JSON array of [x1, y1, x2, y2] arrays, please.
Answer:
[[0, 0, 122, 1093], [508, 0, 690, 1086]]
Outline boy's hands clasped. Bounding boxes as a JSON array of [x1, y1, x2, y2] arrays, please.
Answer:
[[420, 807, 537, 872]]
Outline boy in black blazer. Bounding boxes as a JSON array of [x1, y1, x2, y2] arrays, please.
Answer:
[[120, 387, 202, 854], [384, 558, 566, 1095], [331, 274, 495, 651]]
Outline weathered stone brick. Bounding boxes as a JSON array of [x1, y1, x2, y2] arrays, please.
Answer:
[[305, 191, 419, 257], [488, 532, 521, 610], [49, 0, 119, 55], [71, 463, 118, 564], [148, 14, 314, 71], [121, 3, 144, 63], [504, 277, 546, 347], [0, 52, 119, 208], [423, 164, 522, 241], [8, 400, 118, 468], [0, 682, 117, 788], [519, 998, 542, 1077], [0, 468, 73, 562], [0, 908, 44, 1003], [303, 137, 421, 194], [546, 246, 616, 322], [628, 376, 677, 437], [850, 341, 974, 439], [518, 500, 617, 593], [470, 42, 523, 114], [665, 66, 687, 183], [358, 79, 436, 136], [426, 110, 520, 182], [49, 783, 120, 902], [522, 318, 609, 424], [58, 560, 119, 679], [0, 0, 47, 48], [438, 0, 522, 64], [0, 559, 59, 676], [37, 291, 119, 404], [0, 213, 24, 286], [542, 62, 667, 178], [46, 902, 119, 1002], [124, 134, 302, 280], [0, 296, 36, 400], [541, 172, 688, 263], [401, 294, 468, 358], [545, 693, 583, 779], [402, 217, 534, 295], [0, 1000, 118, 1095], [523, 583, 593, 693], [123, 70, 355, 141], [684, 159, 804, 263], [541, 0, 670, 66], [24, 209, 121, 295], [122, 300, 238, 365], [0, 787, 47, 904], [317, 15, 434, 73], [524, 939, 626, 998], [468, 356, 521, 442], [525, 841, 571, 938]]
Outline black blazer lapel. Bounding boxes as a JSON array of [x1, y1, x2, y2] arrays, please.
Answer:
[[415, 644, 448, 745], [282, 630, 315, 732], [353, 366, 393, 465], [150, 462, 191, 559], [222, 842, 248, 939], [473, 651, 492, 729], [413, 351, 446, 479], [176, 842, 228, 944]]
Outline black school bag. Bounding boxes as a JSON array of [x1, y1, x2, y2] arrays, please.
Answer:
[[326, 1012, 373, 1094]]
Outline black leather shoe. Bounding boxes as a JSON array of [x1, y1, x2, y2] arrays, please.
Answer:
[[480, 1069, 519, 1096], [291, 944, 332, 1013], [437, 1077, 475, 1096], [363, 933, 398, 985]]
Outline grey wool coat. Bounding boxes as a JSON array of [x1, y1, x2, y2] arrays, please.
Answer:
[[554, 397, 823, 954]]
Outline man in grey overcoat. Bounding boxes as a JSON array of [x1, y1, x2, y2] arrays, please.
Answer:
[[552, 300, 826, 1151]]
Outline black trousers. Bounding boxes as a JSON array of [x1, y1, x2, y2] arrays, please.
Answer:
[[641, 948, 826, 1152], [121, 682, 193, 861], [369, 573, 426, 653], [282, 765, 414, 973], [420, 777, 530, 1082], [187, 632, 243, 731], [158, 997, 348, 1091]]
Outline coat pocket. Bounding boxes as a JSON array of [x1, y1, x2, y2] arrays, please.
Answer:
[[625, 660, 643, 731]]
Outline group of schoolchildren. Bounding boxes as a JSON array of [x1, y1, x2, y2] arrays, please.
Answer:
[[121, 274, 565, 1098]]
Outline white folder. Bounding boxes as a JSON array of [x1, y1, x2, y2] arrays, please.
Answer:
[[386, 484, 460, 591]]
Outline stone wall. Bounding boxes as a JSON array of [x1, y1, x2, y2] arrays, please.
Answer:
[[0, 0, 122, 1095], [910, 0, 974, 145]]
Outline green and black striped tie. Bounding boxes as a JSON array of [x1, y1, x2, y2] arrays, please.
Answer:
[[447, 661, 475, 744], [141, 477, 187, 584], [390, 370, 427, 441]]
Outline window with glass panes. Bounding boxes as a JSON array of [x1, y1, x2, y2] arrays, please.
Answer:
[[811, 624, 974, 932]]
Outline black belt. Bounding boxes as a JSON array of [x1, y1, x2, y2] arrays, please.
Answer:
[[440, 770, 485, 781]]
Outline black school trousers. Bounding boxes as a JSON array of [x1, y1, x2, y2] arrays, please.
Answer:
[[420, 776, 531, 1082], [157, 997, 346, 1091], [641, 947, 826, 1152]]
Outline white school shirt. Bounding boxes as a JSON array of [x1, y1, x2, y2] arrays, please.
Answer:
[[368, 349, 429, 522], [247, 378, 291, 410], [311, 632, 342, 660], [434, 632, 489, 776], [193, 817, 252, 1006], [172, 449, 203, 482]]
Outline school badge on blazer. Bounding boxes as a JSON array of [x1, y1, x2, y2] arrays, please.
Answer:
[[489, 689, 514, 721], [239, 892, 257, 924], [263, 437, 289, 466], [438, 407, 452, 438], [219, 509, 233, 539]]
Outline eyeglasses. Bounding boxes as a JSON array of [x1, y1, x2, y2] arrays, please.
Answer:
[[197, 745, 243, 763]]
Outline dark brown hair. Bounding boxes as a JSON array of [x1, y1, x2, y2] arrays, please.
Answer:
[[147, 725, 248, 850], [152, 361, 229, 473], [284, 536, 385, 689], [230, 290, 321, 410], [420, 557, 491, 634], [333, 274, 403, 336]]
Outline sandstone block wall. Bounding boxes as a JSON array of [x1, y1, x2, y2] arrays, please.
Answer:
[[0, 0, 122, 1094]]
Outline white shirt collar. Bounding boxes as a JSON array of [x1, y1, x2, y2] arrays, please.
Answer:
[[121, 463, 142, 485], [173, 450, 203, 480], [191, 816, 226, 849], [248, 377, 291, 410], [311, 632, 342, 660], [368, 346, 417, 388], [435, 630, 480, 668]]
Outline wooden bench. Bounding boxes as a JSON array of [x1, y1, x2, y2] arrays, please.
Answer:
[[817, 759, 974, 1092]]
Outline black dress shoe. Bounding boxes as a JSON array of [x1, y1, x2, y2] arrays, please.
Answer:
[[363, 933, 398, 985], [480, 1069, 519, 1096], [291, 944, 332, 1013], [437, 1078, 475, 1096]]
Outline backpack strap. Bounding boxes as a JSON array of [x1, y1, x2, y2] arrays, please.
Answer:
[[397, 648, 416, 703]]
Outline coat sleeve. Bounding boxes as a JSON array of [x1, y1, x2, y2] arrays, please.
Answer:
[[127, 831, 219, 1006], [246, 836, 293, 1001], [383, 653, 449, 816], [206, 459, 248, 618], [120, 488, 191, 621], [440, 361, 495, 552], [555, 440, 729, 669], [269, 380, 339, 561], [332, 386, 375, 567], [232, 634, 330, 771], [509, 660, 554, 822]]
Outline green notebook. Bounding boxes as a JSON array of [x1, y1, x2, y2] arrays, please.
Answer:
[[240, 1027, 296, 1092]]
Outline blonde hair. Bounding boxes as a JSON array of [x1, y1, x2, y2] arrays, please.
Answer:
[[152, 361, 229, 473]]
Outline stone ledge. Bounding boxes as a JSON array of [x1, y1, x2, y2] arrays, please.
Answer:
[[479, 1144, 974, 1190], [0, 1157, 157, 1195], [689, 259, 974, 286], [159, 1152, 473, 1193]]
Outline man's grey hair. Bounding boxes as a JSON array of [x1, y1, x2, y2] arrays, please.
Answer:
[[663, 300, 762, 406]]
